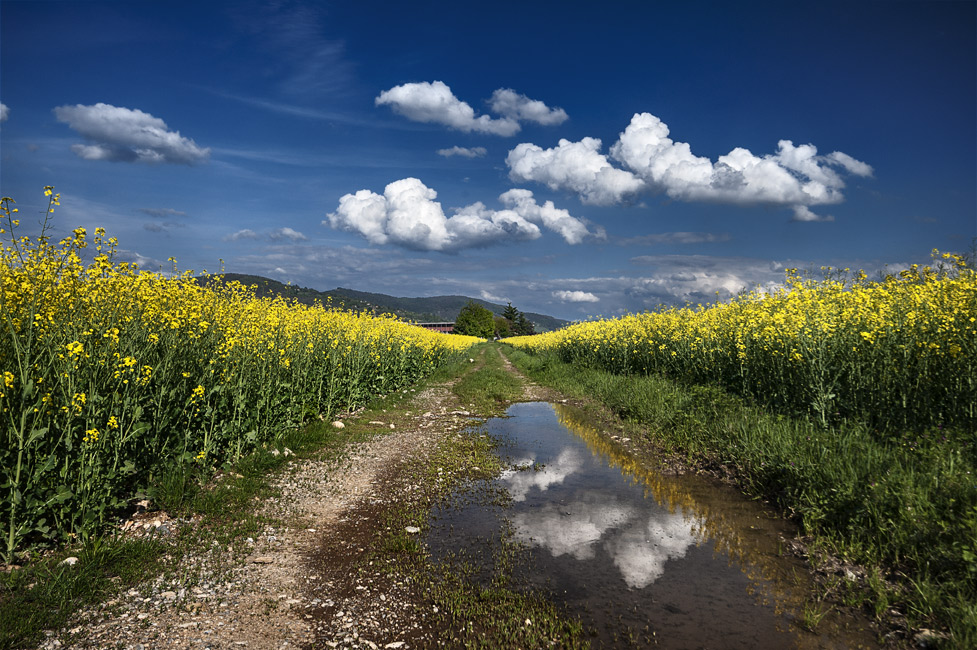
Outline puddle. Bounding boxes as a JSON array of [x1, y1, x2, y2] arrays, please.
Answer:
[[428, 402, 881, 649]]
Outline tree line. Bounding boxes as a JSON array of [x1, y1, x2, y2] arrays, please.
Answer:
[[453, 300, 536, 338]]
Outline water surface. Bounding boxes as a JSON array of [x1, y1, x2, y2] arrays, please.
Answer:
[[428, 402, 880, 649]]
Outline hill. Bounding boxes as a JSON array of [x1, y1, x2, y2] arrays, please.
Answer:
[[199, 274, 569, 332]]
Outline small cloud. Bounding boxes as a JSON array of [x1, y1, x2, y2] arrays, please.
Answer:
[[489, 88, 568, 126], [376, 81, 567, 137], [791, 205, 834, 222], [0, 103, 8, 123], [553, 290, 599, 303], [480, 290, 507, 303], [53, 103, 209, 164], [376, 81, 519, 136], [227, 229, 260, 241], [620, 231, 731, 246], [143, 221, 185, 233], [140, 207, 188, 219], [270, 227, 307, 241], [227, 227, 307, 242], [437, 146, 487, 158]]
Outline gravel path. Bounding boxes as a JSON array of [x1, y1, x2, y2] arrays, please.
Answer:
[[46, 379, 485, 650]]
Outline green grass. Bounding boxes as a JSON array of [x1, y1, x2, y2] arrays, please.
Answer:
[[0, 537, 166, 650], [502, 345, 977, 649], [451, 344, 524, 415]]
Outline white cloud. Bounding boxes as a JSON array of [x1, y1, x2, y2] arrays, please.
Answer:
[[376, 81, 519, 136], [325, 178, 599, 251], [489, 88, 568, 126], [376, 81, 568, 136], [226, 227, 307, 242], [791, 205, 835, 222], [480, 289, 507, 303], [0, 103, 8, 122], [436, 146, 487, 158], [506, 138, 645, 205], [270, 227, 307, 241], [227, 229, 260, 241], [54, 103, 209, 164], [553, 290, 599, 303], [507, 112, 873, 220]]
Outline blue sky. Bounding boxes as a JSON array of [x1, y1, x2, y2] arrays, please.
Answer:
[[1, 0, 974, 321]]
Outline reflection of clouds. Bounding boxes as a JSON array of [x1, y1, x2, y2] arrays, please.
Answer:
[[511, 496, 635, 560], [605, 513, 698, 588], [510, 489, 699, 588], [500, 448, 583, 501]]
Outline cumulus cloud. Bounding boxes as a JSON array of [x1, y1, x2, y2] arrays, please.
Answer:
[[436, 146, 487, 158], [376, 81, 567, 136], [489, 88, 568, 126], [270, 227, 307, 241], [325, 178, 600, 251], [507, 138, 645, 205], [53, 103, 209, 164], [376, 81, 519, 136], [507, 112, 872, 220], [553, 290, 599, 303], [0, 103, 8, 122]]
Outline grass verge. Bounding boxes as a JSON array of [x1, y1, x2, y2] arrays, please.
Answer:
[[501, 345, 976, 649]]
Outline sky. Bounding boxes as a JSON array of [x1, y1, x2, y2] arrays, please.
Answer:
[[1, 0, 974, 321]]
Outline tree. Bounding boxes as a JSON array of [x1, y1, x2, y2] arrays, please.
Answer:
[[494, 316, 512, 339], [502, 302, 519, 322], [454, 300, 494, 338], [514, 312, 536, 336]]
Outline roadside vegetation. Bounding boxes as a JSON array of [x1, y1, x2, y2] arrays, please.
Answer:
[[502, 258, 977, 648], [0, 188, 481, 563]]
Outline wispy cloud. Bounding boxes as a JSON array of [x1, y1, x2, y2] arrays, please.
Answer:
[[0, 103, 8, 123], [140, 207, 188, 219], [619, 231, 731, 246], [437, 146, 487, 158], [206, 90, 379, 126], [225, 227, 307, 242], [489, 88, 568, 126], [235, 1, 352, 98], [53, 103, 209, 164]]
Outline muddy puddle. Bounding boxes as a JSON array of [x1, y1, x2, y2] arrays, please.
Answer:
[[427, 401, 882, 649]]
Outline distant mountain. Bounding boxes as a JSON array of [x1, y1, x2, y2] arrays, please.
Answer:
[[199, 274, 569, 332], [331, 287, 569, 332]]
